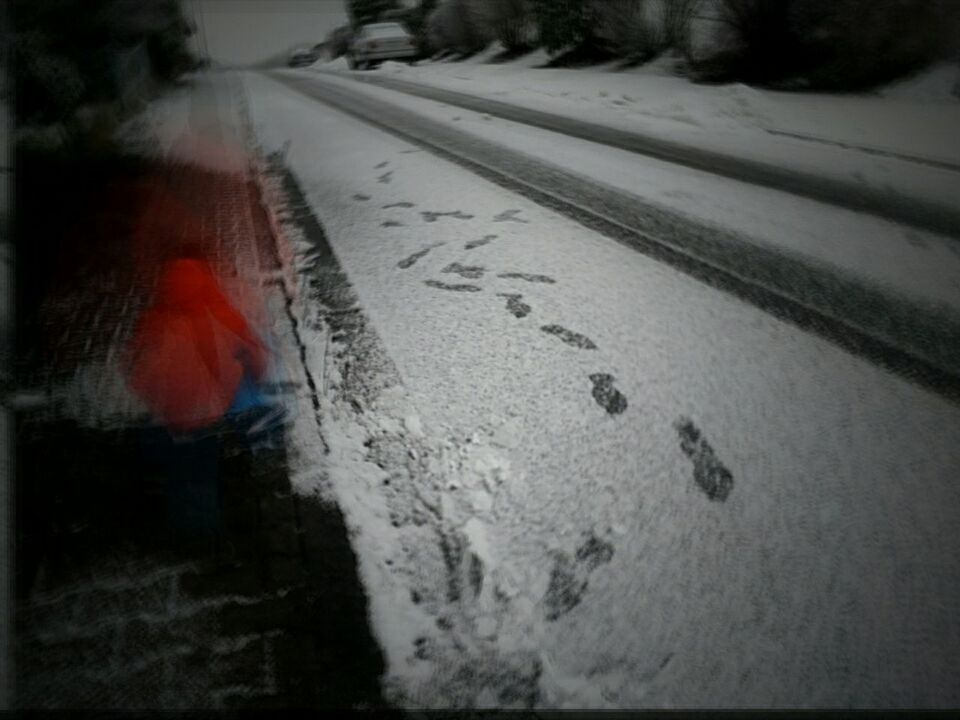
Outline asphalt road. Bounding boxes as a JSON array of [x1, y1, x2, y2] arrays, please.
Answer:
[[244, 70, 960, 708]]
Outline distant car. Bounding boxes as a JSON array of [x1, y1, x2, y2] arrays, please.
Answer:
[[348, 22, 417, 70], [287, 46, 318, 68]]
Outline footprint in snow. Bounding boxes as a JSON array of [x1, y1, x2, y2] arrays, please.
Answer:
[[425, 280, 481, 293], [382, 220, 404, 227], [378, 171, 393, 184], [465, 234, 496, 250], [353, 193, 370, 201], [588, 373, 627, 415], [542, 552, 586, 621], [543, 532, 615, 621], [375, 161, 389, 169], [674, 417, 733, 502], [383, 201, 415, 209], [903, 230, 928, 249], [398, 244, 441, 269], [494, 209, 529, 224], [498, 272, 555, 284], [442, 262, 486, 280], [498, 293, 530, 318], [541, 324, 596, 349], [422, 210, 474, 223]]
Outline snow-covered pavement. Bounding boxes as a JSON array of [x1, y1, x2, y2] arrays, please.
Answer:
[[312, 53, 960, 237], [241, 69, 960, 709], [323, 49, 960, 168], [279, 68, 960, 315], [271, 68, 960, 393]]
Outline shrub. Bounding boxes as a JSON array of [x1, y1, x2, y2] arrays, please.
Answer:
[[692, 0, 960, 89], [788, 0, 959, 90], [470, 0, 537, 52], [531, 0, 600, 54], [427, 0, 490, 55], [593, 0, 663, 61], [12, 0, 197, 127], [326, 25, 354, 59], [347, 0, 402, 27], [662, 0, 703, 56]]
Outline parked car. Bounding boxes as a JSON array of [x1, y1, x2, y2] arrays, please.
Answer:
[[348, 22, 417, 70], [287, 46, 318, 68]]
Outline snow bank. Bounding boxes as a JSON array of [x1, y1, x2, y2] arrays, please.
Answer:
[[324, 56, 351, 72], [881, 62, 960, 103]]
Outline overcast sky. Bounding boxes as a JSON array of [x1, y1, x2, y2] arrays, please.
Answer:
[[186, 0, 352, 65]]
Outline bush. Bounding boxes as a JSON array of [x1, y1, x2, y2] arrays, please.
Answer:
[[662, 0, 703, 56], [347, 0, 402, 27], [694, 0, 960, 89], [531, 0, 600, 54], [593, 0, 663, 61], [13, 30, 87, 126], [470, 0, 537, 52], [326, 25, 354, 59], [713, 0, 796, 82], [12, 0, 197, 127], [788, 0, 959, 90], [427, 0, 490, 55]]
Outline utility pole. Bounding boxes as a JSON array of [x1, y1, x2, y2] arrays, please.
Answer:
[[0, 0, 14, 708]]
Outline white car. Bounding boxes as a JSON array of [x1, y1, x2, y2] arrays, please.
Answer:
[[348, 22, 418, 70]]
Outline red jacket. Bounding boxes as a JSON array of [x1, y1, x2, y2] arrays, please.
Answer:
[[126, 258, 267, 433]]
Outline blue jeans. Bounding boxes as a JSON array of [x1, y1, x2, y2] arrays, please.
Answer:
[[140, 427, 222, 535]]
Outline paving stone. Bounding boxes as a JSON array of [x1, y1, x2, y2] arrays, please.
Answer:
[[207, 635, 269, 691], [258, 497, 298, 530], [216, 591, 309, 634], [17, 633, 117, 678], [263, 529, 302, 559], [222, 499, 260, 534], [265, 556, 307, 588], [118, 616, 200, 659], [179, 564, 265, 600]]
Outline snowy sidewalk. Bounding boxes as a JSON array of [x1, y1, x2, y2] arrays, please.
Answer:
[[13, 74, 386, 710], [315, 53, 960, 237]]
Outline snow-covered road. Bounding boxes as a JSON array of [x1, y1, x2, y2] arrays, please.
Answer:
[[241, 70, 960, 708]]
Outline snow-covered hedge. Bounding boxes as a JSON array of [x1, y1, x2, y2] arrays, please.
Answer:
[[692, 0, 960, 89], [421, 0, 959, 92], [427, 0, 492, 55]]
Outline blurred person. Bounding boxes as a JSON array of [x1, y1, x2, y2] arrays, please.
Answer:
[[123, 242, 280, 538]]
